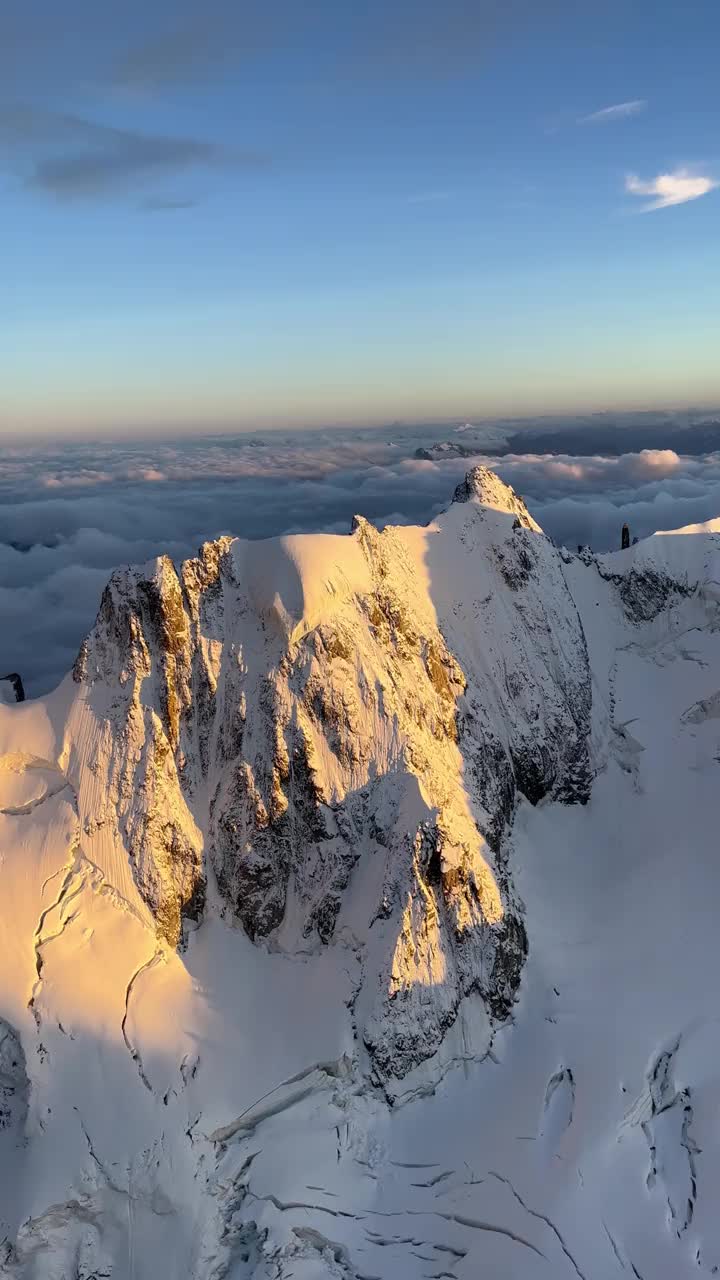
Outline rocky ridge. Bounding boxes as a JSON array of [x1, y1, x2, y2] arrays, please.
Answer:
[[72, 467, 593, 1085]]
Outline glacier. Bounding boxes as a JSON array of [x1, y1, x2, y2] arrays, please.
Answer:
[[0, 467, 719, 1278]]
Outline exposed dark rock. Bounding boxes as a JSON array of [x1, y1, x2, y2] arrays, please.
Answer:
[[0, 1017, 29, 1136], [599, 564, 692, 623], [0, 673, 25, 703]]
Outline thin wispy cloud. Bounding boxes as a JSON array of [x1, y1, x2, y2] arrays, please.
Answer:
[[625, 167, 719, 212], [578, 99, 647, 125], [112, 5, 277, 93]]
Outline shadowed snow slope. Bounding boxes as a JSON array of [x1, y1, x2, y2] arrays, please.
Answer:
[[0, 466, 719, 1278]]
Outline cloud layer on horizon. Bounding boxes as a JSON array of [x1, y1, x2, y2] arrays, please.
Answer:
[[2, 427, 720, 697]]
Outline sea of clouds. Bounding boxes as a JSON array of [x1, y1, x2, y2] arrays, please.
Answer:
[[2, 420, 720, 696]]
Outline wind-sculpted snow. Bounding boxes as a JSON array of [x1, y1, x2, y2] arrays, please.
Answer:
[[0, 467, 719, 1277]]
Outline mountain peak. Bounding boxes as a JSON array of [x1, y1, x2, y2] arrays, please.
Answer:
[[452, 465, 540, 531], [65, 467, 591, 1084], [4, 468, 720, 1278]]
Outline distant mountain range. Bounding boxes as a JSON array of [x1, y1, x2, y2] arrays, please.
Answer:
[[418, 418, 720, 459]]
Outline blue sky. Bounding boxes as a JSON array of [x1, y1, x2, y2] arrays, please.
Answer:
[[2, 0, 719, 437]]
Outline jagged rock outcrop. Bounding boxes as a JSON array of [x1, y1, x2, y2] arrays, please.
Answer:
[[0, 674, 25, 704], [0, 1017, 28, 1137], [72, 466, 592, 1082], [451, 465, 539, 529], [599, 562, 692, 623]]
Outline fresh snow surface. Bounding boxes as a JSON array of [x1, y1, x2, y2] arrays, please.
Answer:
[[1, 468, 719, 1278], [654, 515, 720, 537]]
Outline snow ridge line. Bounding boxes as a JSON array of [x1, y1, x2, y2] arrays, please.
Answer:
[[121, 952, 164, 1092], [487, 1170, 587, 1280], [642, 1037, 699, 1238], [0, 755, 72, 817], [603, 1221, 627, 1271], [28, 834, 85, 1028], [0, 781, 71, 817], [29, 835, 151, 1031], [251, 1194, 547, 1261], [362, 1205, 547, 1260], [210, 1055, 353, 1143]]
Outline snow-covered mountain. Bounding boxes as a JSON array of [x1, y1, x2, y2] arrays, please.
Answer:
[[1, 467, 719, 1278]]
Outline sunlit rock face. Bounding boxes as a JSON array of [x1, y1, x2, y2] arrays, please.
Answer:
[[72, 466, 591, 1085]]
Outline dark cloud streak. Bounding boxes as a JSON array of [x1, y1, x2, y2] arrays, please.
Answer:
[[0, 104, 266, 198], [111, 1, 283, 91], [29, 133, 224, 199], [0, 0, 569, 204]]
